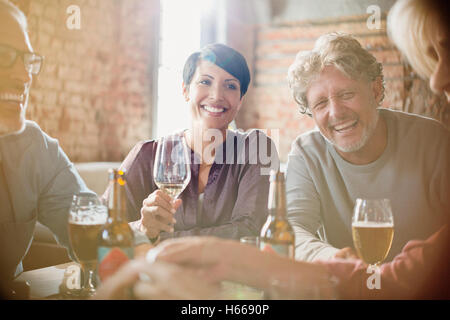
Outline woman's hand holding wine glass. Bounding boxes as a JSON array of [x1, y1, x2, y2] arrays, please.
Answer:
[[135, 135, 191, 240], [138, 190, 182, 239]]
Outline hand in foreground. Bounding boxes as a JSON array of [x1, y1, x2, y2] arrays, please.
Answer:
[[133, 260, 221, 300], [131, 190, 182, 239], [93, 259, 148, 300], [93, 258, 220, 300], [149, 236, 232, 283], [134, 243, 154, 259], [333, 247, 359, 260]]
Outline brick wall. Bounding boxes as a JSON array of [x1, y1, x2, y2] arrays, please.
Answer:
[[235, 14, 449, 162], [12, 0, 159, 162], [9, 1, 448, 164]]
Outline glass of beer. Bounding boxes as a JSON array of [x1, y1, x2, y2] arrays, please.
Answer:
[[68, 193, 107, 297], [352, 198, 394, 266]]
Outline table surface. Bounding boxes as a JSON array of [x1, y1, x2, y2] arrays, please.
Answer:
[[16, 262, 76, 299], [16, 262, 263, 300]]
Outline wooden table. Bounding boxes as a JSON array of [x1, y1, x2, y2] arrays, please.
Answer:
[[16, 262, 263, 300], [16, 262, 77, 299]]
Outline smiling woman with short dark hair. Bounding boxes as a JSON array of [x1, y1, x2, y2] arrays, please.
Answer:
[[115, 43, 279, 244]]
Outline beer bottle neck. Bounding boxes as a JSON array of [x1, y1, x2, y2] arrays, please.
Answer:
[[268, 181, 287, 219], [108, 178, 127, 222]]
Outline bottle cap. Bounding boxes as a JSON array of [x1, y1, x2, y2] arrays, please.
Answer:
[[108, 168, 126, 180]]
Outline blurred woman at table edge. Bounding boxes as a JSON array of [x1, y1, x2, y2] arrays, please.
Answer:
[[95, 0, 448, 300], [388, 0, 450, 104], [106, 44, 279, 244]]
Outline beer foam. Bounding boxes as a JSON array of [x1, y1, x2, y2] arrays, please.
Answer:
[[69, 218, 106, 225], [352, 221, 393, 228], [69, 207, 108, 225]]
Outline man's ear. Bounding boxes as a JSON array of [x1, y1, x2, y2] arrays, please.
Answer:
[[372, 76, 384, 105], [182, 82, 189, 101]]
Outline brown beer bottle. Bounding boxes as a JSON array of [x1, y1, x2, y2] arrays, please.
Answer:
[[97, 169, 134, 282], [259, 169, 295, 258]]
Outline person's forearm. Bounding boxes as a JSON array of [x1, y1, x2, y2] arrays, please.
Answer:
[[222, 241, 330, 292], [292, 225, 339, 261]]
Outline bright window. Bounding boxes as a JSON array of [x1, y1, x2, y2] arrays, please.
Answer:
[[156, 0, 215, 138]]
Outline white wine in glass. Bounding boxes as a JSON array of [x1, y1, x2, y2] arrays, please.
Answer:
[[352, 198, 394, 266], [156, 183, 187, 198], [153, 134, 191, 200]]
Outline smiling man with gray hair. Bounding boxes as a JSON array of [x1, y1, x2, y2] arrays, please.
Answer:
[[285, 32, 449, 262]]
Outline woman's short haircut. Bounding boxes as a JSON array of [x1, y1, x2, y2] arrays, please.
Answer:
[[182, 43, 251, 98], [0, 0, 28, 31], [387, 0, 449, 80], [287, 32, 384, 115]]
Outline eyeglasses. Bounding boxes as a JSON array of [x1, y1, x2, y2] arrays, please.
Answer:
[[0, 44, 43, 75]]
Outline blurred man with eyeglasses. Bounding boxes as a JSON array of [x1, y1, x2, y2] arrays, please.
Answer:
[[0, 0, 90, 297]]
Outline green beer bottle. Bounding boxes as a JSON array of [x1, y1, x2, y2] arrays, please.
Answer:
[[259, 169, 295, 258]]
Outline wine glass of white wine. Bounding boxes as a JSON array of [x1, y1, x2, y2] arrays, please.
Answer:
[[153, 134, 191, 200], [352, 198, 394, 268]]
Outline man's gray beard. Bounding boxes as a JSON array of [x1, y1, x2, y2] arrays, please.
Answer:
[[322, 110, 379, 153]]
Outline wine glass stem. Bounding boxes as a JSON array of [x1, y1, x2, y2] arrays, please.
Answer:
[[169, 197, 178, 238], [369, 263, 381, 273], [81, 264, 97, 296]]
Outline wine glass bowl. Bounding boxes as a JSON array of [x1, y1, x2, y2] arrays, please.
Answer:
[[68, 193, 107, 297], [153, 134, 191, 199], [351, 198, 394, 266]]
